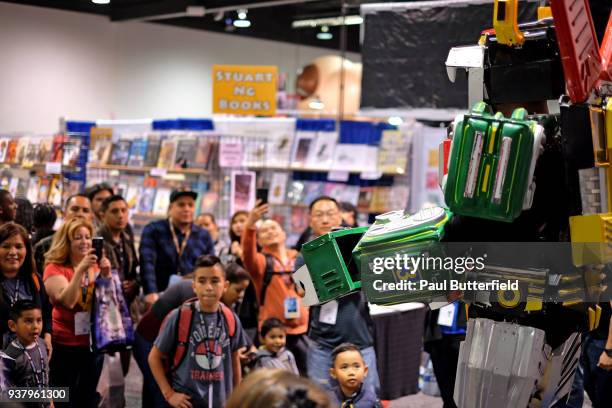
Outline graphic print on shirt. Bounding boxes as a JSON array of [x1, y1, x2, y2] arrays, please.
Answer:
[[188, 319, 229, 382]]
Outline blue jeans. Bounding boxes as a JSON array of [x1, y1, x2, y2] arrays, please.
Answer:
[[307, 342, 381, 396], [133, 331, 169, 408], [556, 334, 612, 408]]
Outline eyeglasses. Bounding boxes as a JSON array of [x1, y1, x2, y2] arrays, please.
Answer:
[[311, 211, 339, 220]]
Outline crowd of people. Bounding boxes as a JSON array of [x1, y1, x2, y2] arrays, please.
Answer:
[[0, 184, 382, 408]]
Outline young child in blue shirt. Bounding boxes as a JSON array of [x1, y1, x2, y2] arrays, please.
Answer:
[[329, 343, 382, 408]]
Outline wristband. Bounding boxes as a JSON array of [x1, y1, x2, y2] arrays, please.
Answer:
[[605, 349, 612, 358]]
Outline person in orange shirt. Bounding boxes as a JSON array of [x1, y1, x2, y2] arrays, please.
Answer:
[[241, 200, 309, 375]]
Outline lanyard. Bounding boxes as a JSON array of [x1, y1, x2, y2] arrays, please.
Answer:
[[4, 278, 21, 306], [196, 304, 223, 408], [169, 220, 191, 274], [77, 270, 94, 311], [14, 340, 46, 388]]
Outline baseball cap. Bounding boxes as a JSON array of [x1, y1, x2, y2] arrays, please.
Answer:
[[170, 190, 198, 203]]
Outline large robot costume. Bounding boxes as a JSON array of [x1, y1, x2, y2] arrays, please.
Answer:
[[293, 1, 612, 407]]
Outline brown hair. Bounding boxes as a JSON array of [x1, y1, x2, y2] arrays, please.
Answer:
[[225, 368, 331, 408], [44, 217, 93, 268], [0, 223, 36, 278]]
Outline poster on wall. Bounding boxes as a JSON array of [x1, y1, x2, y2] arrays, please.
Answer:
[[213, 65, 277, 116], [230, 170, 256, 216]]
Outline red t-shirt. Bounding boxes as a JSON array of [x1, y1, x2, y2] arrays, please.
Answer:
[[43, 263, 94, 347]]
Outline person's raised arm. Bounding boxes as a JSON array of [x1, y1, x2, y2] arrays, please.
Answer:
[[241, 201, 269, 282]]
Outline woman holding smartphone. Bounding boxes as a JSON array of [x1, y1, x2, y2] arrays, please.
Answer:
[[43, 217, 111, 408]]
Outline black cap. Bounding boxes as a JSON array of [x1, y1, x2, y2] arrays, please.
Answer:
[[170, 190, 198, 204]]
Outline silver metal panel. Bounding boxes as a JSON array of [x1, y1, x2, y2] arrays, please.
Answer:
[[455, 318, 547, 408]]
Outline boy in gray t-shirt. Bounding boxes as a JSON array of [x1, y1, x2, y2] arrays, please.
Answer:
[[149, 256, 247, 408], [2, 300, 50, 408]]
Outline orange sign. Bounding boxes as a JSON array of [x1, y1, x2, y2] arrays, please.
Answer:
[[213, 65, 277, 116]]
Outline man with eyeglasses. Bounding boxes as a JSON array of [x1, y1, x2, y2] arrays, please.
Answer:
[[294, 195, 380, 395]]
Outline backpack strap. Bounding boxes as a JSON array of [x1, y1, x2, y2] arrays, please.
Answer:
[[172, 301, 195, 370], [260, 254, 294, 306], [219, 303, 236, 338]]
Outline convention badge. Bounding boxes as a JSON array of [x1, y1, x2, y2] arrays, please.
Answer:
[[437, 303, 456, 327], [284, 297, 300, 319], [318, 300, 338, 325], [74, 311, 91, 335]]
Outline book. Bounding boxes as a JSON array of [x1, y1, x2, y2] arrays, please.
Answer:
[[51, 134, 64, 162], [89, 139, 112, 165], [307, 131, 338, 170], [127, 139, 148, 167], [90, 127, 113, 151], [174, 139, 197, 168], [323, 183, 360, 206], [290, 132, 316, 168], [109, 140, 132, 166], [62, 137, 82, 167], [378, 129, 409, 174], [38, 138, 53, 164], [14, 137, 29, 164], [265, 133, 293, 168], [157, 139, 177, 168], [193, 138, 213, 169], [243, 139, 266, 168], [125, 184, 142, 209], [26, 177, 39, 203], [152, 188, 171, 215], [143, 134, 162, 167], [287, 181, 305, 205], [268, 173, 289, 205], [137, 187, 156, 213], [0, 138, 10, 162], [8, 178, 19, 197], [48, 178, 63, 207], [22, 140, 39, 168], [302, 182, 325, 206], [199, 191, 219, 214], [37, 178, 50, 203], [6, 140, 18, 163]]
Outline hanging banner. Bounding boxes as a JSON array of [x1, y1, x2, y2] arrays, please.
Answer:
[[213, 65, 277, 116]]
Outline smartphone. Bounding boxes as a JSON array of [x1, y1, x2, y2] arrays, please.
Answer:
[[92, 237, 104, 262], [256, 188, 269, 205]]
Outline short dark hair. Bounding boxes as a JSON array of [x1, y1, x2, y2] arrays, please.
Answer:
[[33, 203, 57, 230], [64, 194, 89, 210], [260, 317, 285, 338], [9, 299, 41, 322], [101, 195, 127, 213], [331, 343, 362, 365], [193, 255, 225, 277], [309, 196, 339, 212], [85, 183, 113, 201], [199, 213, 216, 224], [225, 262, 251, 284]]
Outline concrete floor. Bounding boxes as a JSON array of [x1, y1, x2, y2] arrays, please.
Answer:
[[119, 357, 591, 408]]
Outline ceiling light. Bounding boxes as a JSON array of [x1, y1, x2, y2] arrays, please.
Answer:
[[292, 15, 363, 29], [237, 9, 248, 20], [316, 27, 333, 40], [233, 19, 251, 28], [308, 96, 325, 110], [92, 0, 110, 4], [388, 116, 403, 126]]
